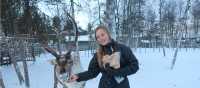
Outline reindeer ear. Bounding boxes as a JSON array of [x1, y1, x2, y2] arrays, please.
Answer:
[[48, 59, 57, 65], [65, 50, 71, 59], [66, 50, 71, 55], [43, 46, 59, 58]]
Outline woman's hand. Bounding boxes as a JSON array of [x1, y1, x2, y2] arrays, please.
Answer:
[[67, 74, 79, 83], [104, 63, 117, 77]]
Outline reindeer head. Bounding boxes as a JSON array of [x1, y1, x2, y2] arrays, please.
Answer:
[[43, 46, 73, 74], [56, 51, 73, 74]]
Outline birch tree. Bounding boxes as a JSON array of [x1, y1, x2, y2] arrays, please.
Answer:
[[192, 0, 200, 35], [0, 68, 5, 88], [145, 5, 157, 48], [120, 0, 145, 47], [104, 0, 117, 39], [162, 0, 177, 48], [159, 0, 166, 56], [0, 2, 6, 88], [171, 0, 191, 69]]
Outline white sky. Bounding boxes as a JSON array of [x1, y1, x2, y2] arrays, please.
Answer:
[[37, 1, 89, 30]]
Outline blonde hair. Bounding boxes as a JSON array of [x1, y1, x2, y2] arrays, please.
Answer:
[[94, 25, 113, 67]]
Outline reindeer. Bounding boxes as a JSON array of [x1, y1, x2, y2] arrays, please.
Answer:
[[42, 43, 85, 88], [38, 2, 85, 86], [43, 44, 73, 77]]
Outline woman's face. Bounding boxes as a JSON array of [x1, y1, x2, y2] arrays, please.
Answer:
[[96, 28, 111, 46]]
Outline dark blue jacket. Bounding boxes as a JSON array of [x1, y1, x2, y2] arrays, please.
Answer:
[[77, 41, 139, 88]]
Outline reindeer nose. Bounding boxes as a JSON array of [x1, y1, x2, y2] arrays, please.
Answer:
[[60, 68, 66, 74]]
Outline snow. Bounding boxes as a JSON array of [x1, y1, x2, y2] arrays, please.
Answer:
[[132, 48, 200, 88], [1, 48, 200, 88]]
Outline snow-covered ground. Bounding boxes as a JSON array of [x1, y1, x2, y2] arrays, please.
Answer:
[[1, 48, 200, 88]]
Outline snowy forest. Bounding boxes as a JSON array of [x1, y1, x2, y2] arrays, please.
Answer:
[[1, 0, 200, 48], [0, 0, 200, 88]]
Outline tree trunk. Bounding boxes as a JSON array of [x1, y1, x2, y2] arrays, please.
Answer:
[[171, 0, 191, 69], [23, 60, 30, 88], [12, 58, 25, 84], [54, 66, 58, 88], [19, 40, 30, 88], [8, 39, 25, 84], [0, 68, 5, 88], [105, 0, 116, 39], [97, 0, 102, 24]]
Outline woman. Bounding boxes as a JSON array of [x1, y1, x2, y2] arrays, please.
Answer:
[[69, 25, 139, 88]]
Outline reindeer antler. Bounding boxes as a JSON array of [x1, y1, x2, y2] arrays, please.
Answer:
[[41, 43, 59, 59]]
